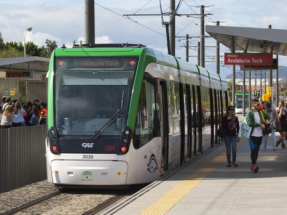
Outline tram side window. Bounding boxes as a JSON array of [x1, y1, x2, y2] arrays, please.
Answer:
[[134, 79, 160, 149], [217, 91, 221, 121], [166, 81, 180, 135], [200, 86, 211, 126]]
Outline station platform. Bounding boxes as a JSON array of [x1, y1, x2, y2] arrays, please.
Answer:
[[104, 136, 287, 215]]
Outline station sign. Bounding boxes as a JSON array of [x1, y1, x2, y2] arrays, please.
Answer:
[[5, 70, 33, 79], [224, 53, 273, 66], [240, 59, 278, 70]]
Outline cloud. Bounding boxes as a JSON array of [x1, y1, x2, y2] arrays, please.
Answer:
[[26, 32, 61, 47], [1, 0, 287, 67]]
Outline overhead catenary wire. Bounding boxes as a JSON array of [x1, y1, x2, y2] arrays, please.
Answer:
[[176, 18, 198, 35], [133, 0, 154, 14], [94, 2, 166, 37]]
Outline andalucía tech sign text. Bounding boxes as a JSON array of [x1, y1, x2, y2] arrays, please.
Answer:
[[224, 53, 273, 66]]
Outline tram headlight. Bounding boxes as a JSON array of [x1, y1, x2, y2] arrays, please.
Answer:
[[120, 146, 127, 153], [50, 129, 55, 135], [52, 145, 58, 152], [51, 137, 56, 143]]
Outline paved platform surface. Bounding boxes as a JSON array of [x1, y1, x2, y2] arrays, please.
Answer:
[[107, 133, 287, 215]]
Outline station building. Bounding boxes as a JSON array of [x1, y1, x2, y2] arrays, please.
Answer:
[[0, 56, 49, 103]]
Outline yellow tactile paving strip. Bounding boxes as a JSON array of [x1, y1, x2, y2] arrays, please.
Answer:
[[140, 139, 246, 215]]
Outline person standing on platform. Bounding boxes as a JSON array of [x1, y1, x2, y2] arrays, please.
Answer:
[[276, 105, 287, 148], [38, 102, 47, 125], [0, 105, 14, 129], [221, 105, 240, 167], [246, 99, 270, 173], [262, 102, 277, 151]]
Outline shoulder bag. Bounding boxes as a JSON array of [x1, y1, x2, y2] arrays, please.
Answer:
[[216, 126, 226, 138], [260, 111, 272, 135]]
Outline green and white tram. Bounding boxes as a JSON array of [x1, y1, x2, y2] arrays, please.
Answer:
[[45, 44, 228, 188]]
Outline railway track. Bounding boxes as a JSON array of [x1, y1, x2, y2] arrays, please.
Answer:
[[1, 144, 224, 215], [2, 186, 143, 215], [3, 191, 61, 215]]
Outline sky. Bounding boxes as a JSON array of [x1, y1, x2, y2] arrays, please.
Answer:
[[1, 0, 287, 76]]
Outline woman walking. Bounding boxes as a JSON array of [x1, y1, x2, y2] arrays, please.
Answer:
[[262, 102, 277, 151], [276, 105, 287, 148], [221, 105, 240, 167]]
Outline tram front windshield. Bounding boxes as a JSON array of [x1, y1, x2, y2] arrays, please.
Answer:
[[54, 57, 137, 137]]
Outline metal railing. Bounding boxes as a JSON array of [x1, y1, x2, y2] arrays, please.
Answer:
[[0, 125, 47, 193]]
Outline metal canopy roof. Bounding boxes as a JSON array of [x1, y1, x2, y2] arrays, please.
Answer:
[[206, 25, 287, 56], [0, 56, 49, 72]]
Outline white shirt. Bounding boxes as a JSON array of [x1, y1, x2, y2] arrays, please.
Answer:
[[251, 111, 263, 137]]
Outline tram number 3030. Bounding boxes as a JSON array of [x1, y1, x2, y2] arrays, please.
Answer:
[[82, 155, 94, 159]]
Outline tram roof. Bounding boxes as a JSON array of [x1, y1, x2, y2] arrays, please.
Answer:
[[206, 25, 287, 55], [0, 56, 49, 72]]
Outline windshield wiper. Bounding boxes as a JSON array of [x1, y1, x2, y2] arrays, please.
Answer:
[[91, 109, 124, 139]]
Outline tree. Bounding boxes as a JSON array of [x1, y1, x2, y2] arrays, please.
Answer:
[[26, 42, 45, 57], [0, 32, 4, 50], [44, 39, 58, 57], [0, 31, 58, 58]]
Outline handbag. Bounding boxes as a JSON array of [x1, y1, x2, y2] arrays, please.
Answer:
[[216, 126, 226, 138], [259, 111, 272, 135], [238, 121, 251, 138]]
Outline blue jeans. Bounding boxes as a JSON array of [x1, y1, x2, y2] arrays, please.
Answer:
[[224, 136, 238, 164]]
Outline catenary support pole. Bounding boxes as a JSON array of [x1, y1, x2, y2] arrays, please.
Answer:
[[200, 5, 205, 67], [260, 70, 262, 102], [170, 0, 176, 56], [186, 34, 189, 62], [85, 0, 95, 46], [249, 70, 251, 110], [243, 70, 246, 116], [276, 54, 279, 106], [216, 21, 220, 74], [231, 36, 235, 106], [198, 42, 200, 65], [268, 25, 273, 106]]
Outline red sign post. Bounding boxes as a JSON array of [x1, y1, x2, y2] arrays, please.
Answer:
[[224, 53, 273, 65]]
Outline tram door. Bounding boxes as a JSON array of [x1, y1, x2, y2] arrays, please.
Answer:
[[213, 90, 218, 145], [192, 85, 199, 155], [186, 85, 192, 159], [160, 80, 169, 172], [210, 89, 215, 147], [179, 84, 189, 164]]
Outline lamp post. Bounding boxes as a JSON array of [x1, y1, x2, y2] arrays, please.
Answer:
[[23, 27, 32, 57]]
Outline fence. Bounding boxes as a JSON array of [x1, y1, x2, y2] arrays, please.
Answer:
[[0, 125, 47, 193]]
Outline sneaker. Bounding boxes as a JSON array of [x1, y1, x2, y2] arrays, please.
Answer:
[[226, 164, 231, 167], [253, 165, 259, 173], [273, 146, 276, 151], [250, 165, 256, 171], [232, 162, 238, 167], [263, 145, 266, 149]]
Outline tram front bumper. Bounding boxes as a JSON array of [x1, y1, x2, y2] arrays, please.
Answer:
[[50, 160, 128, 185]]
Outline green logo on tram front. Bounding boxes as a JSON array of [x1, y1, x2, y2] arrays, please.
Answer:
[[81, 171, 93, 181]]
